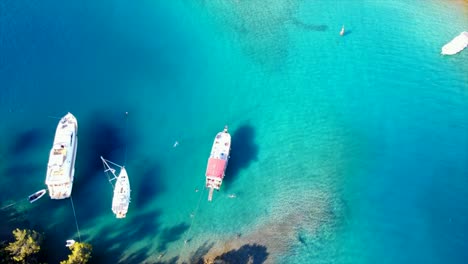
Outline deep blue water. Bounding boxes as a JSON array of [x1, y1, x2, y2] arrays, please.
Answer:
[[1, 1, 468, 263]]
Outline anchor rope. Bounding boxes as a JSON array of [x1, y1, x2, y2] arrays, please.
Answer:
[[123, 112, 129, 166], [178, 186, 206, 258], [69, 196, 82, 242], [102, 112, 129, 189]]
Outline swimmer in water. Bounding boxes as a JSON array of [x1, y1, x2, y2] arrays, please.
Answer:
[[173, 141, 179, 148], [228, 194, 236, 198]]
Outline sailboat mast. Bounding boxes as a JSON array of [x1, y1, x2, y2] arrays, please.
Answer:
[[101, 156, 118, 180]]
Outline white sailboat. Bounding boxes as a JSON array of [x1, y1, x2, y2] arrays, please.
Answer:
[[101, 157, 131, 218], [45, 113, 78, 199]]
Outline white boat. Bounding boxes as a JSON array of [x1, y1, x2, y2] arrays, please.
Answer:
[[340, 25, 345, 36], [205, 126, 231, 201], [101, 157, 131, 218], [45, 113, 78, 199], [441, 31, 468, 55], [65, 239, 75, 247], [28, 189, 47, 203]]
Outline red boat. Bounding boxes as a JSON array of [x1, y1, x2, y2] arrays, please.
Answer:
[[205, 126, 231, 201]]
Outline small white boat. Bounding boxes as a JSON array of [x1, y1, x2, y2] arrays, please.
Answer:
[[205, 126, 231, 201], [65, 239, 75, 247], [101, 157, 131, 218], [340, 25, 345, 36], [441, 31, 468, 55], [28, 189, 47, 203], [45, 113, 78, 199]]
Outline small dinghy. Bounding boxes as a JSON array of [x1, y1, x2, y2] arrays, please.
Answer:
[[28, 189, 47, 203], [65, 239, 76, 247]]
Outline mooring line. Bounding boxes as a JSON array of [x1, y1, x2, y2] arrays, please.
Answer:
[[70, 196, 82, 242], [123, 112, 129, 165], [178, 186, 206, 257]]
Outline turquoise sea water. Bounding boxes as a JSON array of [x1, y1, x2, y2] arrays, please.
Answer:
[[1, 0, 467, 263]]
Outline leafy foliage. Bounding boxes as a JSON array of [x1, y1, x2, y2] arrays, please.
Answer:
[[60, 242, 92, 264], [4, 228, 43, 263]]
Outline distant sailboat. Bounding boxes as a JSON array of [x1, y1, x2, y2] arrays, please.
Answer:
[[101, 157, 131, 218], [28, 189, 47, 203], [340, 25, 345, 36]]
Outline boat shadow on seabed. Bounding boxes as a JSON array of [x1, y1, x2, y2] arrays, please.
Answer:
[[224, 123, 259, 188]]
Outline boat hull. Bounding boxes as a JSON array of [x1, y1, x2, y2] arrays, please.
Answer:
[[112, 167, 131, 218], [441, 31, 468, 55], [28, 189, 47, 203], [45, 113, 78, 199], [205, 126, 231, 201]]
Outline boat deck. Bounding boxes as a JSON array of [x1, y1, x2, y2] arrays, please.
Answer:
[[112, 168, 130, 218], [205, 127, 231, 201]]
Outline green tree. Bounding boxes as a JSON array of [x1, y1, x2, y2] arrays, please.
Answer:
[[4, 228, 43, 263], [60, 242, 92, 264]]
